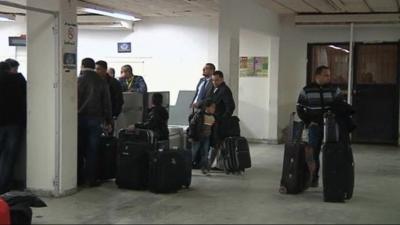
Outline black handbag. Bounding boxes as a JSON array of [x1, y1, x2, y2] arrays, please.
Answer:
[[219, 116, 240, 138]]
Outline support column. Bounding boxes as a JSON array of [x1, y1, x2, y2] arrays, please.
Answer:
[[27, 0, 78, 197], [267, 37, 280, 142], [218, 0, 240, 112]]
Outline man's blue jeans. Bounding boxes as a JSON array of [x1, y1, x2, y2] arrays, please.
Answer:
[[0, 125, 22, 193], [78, 117, 102, 185], [192, 137, 210, 170], [308, 123, 323, 182]]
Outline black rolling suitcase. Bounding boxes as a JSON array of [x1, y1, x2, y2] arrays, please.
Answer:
[[97, 133, 118, 181], [322, 112, 355, 202], [221, 137, 251, 174], [175, 147, 192, 188], [116, 129, 156, 190], [148, 149, 185, 193], [279, 112, 311, 194]]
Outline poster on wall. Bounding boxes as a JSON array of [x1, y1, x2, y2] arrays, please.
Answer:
[[240, 56, 269, 77], [63, 53, 77, 70]]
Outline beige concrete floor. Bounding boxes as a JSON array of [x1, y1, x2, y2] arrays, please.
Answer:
[[32, 144, 400, 224]]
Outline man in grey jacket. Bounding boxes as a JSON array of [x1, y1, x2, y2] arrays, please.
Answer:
[[78, 58, 112, 187]]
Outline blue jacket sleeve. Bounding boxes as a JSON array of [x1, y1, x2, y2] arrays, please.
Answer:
[[133, 76, 148, 93]]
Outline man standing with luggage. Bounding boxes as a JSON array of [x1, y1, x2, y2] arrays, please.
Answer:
[[296, 66, 344, 187], [96, 61, 124, 131], [78, 58, 112, 187], [207, 70, 236, 169], [0, 60, 26, 194], [191, 63, 215, 110]]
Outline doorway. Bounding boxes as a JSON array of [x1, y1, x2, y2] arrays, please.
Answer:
[[307, 42, 400, 145], [352, 43, 399, 144]]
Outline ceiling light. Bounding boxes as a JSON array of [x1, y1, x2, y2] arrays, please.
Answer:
[[0, 13, 15, 22], [82, 8, 141, 22], [328, 45, 350, 53]]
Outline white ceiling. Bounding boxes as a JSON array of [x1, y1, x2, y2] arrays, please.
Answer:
[[79, 0, 219, 17], [259, 0, 400, 14], [0, 0, 399, 17], [81, 0, 400, 17]]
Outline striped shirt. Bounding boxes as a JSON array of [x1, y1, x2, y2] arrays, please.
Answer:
[[296, 83, 343, 125]]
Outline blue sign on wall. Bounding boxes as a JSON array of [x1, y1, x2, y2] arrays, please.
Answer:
[[9, 36, 26, 46], [118, 42, 132, 53]]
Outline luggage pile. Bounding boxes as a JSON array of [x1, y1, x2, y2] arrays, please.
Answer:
[[279, 112, 355, 203], [0, 191, 46, 225], [97, 128, 192, 194]]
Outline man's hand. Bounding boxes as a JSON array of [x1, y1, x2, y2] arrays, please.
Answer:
[[127, 124, 135, 131], [192, 103, 198, 109]]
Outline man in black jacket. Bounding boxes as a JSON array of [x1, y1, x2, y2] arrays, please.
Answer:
[[191, 63, 215, 110], [209, 71, 236, 126], [130, 93, 169, 141], [78, 58, 112, 187], [297, 65, 344, 187], [95, 61, 124, 120], [207, 70, 236, 168], [0, 60, 26, 194]]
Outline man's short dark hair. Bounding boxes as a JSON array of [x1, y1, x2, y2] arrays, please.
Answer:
[[109, 68, 115, 75], [315, 66, 329, 76], [213, 70, 224, 78], [95, 60, 108, 70], [204, 99, 215, 108], [5, 58, 19, 68], [122, 65, 133, 74], [0, 61, 11, 73], [206, 63, 216, 71], [82, 58, 95, 69], [152, 93, 163, 106]]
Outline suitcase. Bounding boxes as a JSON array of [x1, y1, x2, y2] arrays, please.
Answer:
[[345, 147, 355, 200], [175, 147, 192, 188], [115, 129, 156, 190], [97, 134, 118, 181], [10, 204, 32, 225], [221, 137, 251, 174], [322, 113, 355, 202], [279, 112, 311, 194], [280, 143, 311, 194], [148, 149, 185, 193], [0, 198, 10, 225]]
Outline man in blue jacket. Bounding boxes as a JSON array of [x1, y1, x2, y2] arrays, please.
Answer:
[[119, 65, 147, 94]]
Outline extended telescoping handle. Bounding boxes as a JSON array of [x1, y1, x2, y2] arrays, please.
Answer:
[[323, 111, 340, 144], [287, 112, 296, 143]]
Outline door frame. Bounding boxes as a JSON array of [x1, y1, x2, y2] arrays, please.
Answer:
[[306, 41, 400, 145]]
